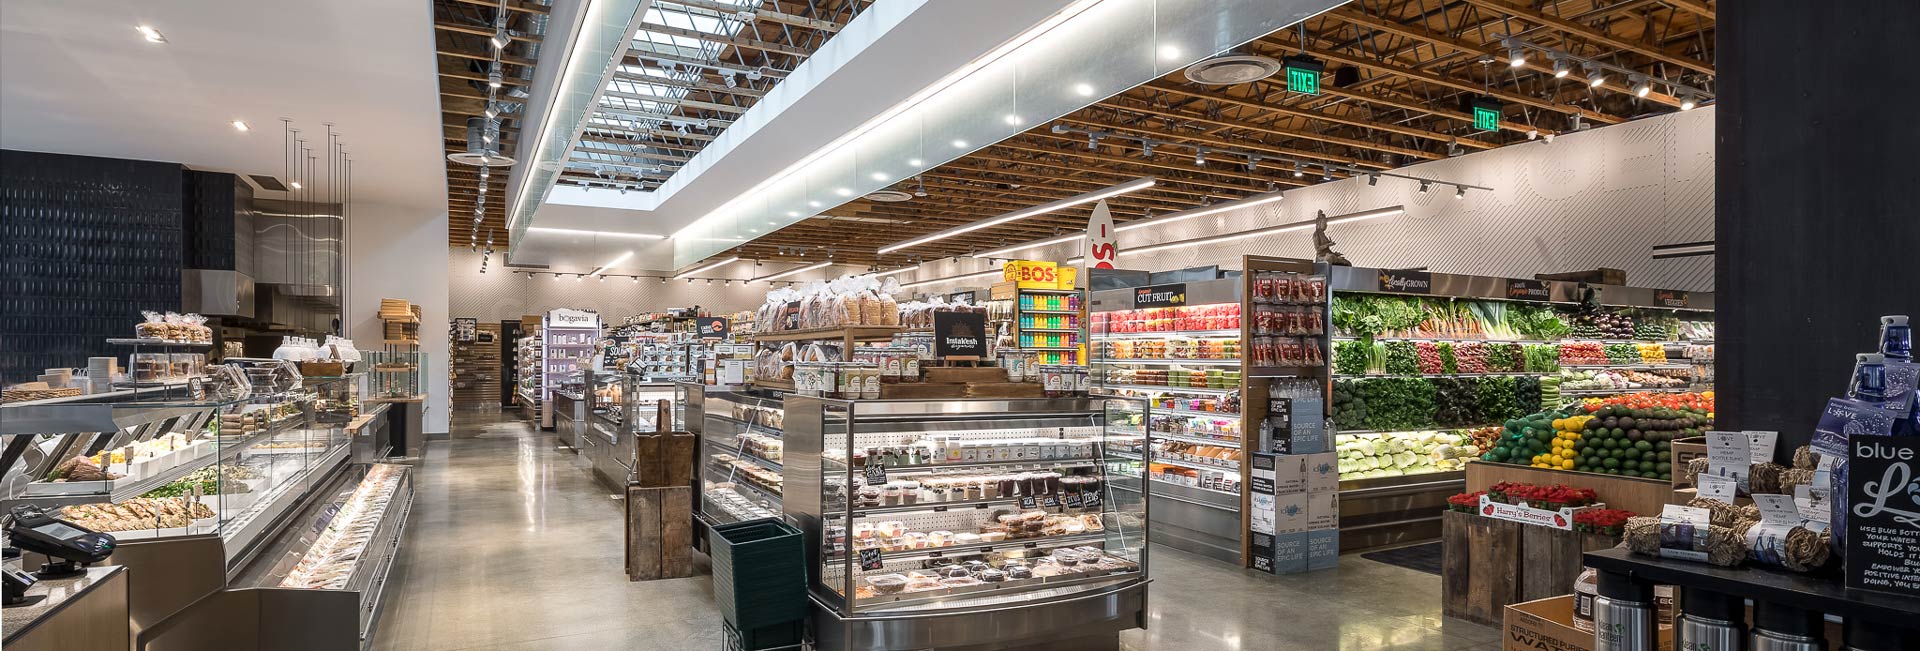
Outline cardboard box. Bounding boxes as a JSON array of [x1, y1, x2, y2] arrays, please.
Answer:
[[1307, 529, 1339, 570], [1505, 595, 1671, 651], [1273, 492, 1309, 534], [1306, 491, 1339, 530], [1270, 531, 1308, 574], [1304, 452, 1340, 493], [1271, 455, 1308, 494], [1670, 436, 1707, 486]]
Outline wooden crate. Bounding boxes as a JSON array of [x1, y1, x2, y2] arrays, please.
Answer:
[[923, 366, 1012, 384], [1440, 510, 1618, 626], [1465, 461, 1674, 518], [634, 432, 695, 488], [626, 485, 696, 581]]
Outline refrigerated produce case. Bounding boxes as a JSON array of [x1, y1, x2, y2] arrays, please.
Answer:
[[783, 396, 1148, 651], [1324, 265, 1715, 550]]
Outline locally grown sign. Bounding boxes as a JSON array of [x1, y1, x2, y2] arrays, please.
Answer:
[[1377, 270, 1432, 294], [1505, 279, 1550, 301]]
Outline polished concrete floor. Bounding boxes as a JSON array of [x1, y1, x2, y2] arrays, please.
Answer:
[[371, 412, 1496, 651]]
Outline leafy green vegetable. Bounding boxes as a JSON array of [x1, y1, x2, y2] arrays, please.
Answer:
[[1432, 378, 1480, 427], [1382, 341, 1420, 375], [1333, 340, 1372, 375], [1476, 376, 1523, 424], [1523, 344, 1561, 372], [1359, 378, 1436, 431], [1438, 342, 1457, 373]]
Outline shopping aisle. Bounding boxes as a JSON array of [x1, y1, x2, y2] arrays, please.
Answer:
[[372, 413, 1496, 651]]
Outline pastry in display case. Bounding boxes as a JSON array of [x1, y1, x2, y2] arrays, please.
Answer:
[[785, 396, 1148, 650]]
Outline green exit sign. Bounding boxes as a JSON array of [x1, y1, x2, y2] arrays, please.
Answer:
[[1282, 55, 1325, 96], [1470, 97, 1503, 131]]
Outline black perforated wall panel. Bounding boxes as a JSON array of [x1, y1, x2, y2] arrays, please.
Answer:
[[0, 149, 185, 384]]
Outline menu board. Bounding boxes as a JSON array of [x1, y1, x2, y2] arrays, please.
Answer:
[[1845, 434, 1920, 597]]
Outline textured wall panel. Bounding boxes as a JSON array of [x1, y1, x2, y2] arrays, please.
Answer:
[[1, 149, 184, 383], [907, 107, 1716, 293], [447, 248, 778, 322]]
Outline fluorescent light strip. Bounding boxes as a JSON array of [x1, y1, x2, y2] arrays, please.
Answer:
[[878, 177, 1155, 254], [588, 251, 634, 277], [528, 227, 668, 239], [972, 190, 1288, 259], [900, 267, 1005, 289], [868, 265, 922, 278], [1063, 206, 1403, 262], [672, 0, 1105, 242], [754, 261, 833, 282], [675, 256, 740, 279]]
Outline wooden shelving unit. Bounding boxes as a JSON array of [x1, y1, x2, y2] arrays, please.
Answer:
[[451, 321, 501, 409]]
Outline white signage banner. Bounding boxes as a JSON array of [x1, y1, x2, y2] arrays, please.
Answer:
[[1085, 199, 1117, 270]]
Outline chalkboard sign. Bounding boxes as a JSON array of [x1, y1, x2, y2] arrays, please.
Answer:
[[1505, 279, 1550, 301], [1019, 495, 1038, 509], [932, 310, 988, 359], [859, 547, 885, 571], [695, 317, 729, 339], [1081, 490, 1101, 509], [1063, 492, 1084, 508], [1377, 269, 1432, 294], [1132, 283, 1188, 308], [864, 464, 887, 486], [1041, 494, 1061, 508], [1846, 434, 1920, 597]]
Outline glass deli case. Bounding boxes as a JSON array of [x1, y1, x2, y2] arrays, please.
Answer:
[[696, 389, 788, 526], [783, 396, 1148, 650]]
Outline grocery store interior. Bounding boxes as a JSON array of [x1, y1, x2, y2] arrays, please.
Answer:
[[0, 1, 1915, 650]]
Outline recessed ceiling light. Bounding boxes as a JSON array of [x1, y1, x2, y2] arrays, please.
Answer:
[[289, 181, 303, 190], [135, 25, 166, 44], [1073, 82, 1095, 96], [951, 139, 969, 149], [231, 120, 249, 132], [1003, 114, 1023, 125], [907, 158, 923, 166], [834, 187, 852, 196], [808, 200, 822, 207], [786, 211, 800, 217], [1158, 45, 1181, 60], [869, 172, 887, 181]]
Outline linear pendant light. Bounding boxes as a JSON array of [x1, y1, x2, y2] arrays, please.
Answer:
[[900, 266, 1005, 289], [974, 189, 1289, 259], [754, 261, 832, 282], [1064, 206, 1403, 263], [588, 251, 634, 277], [878, 177, 1156, 254], [675, 256, 740, 279]]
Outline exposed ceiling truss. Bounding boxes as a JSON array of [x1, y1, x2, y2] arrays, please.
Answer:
[[435, 0, 550, 249], [693, 0, 1715, 270]]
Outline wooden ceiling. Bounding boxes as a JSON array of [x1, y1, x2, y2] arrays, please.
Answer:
[[435, 0, 546, 250], [709, 0, 1716, 269]]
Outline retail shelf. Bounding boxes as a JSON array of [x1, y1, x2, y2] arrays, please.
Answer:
[[733, 447, 783, 473], [1148, 406, 1241, 419], [1106, 450, 1144, 461], [1148, 431, 1244, 447], [705, 413, 784, 437], [1142, 476, 1241, 499], [1558, 387, 1693, 395], [839, 497, 1024, 518], [1019, 328, 1081, 332], [1559, 364, 1697, 370], [753, 325, 904, 343], [1097, 329, 1242, 339], [1245, 367, 1320, 378], [106, 338, 214, 348], [1017, 346, 1082, 351], [878, 457, 1102, 472], [1017, 288, 1081, 295], [1023, 309, 1081, 314], [1143, 455, 1240, 474], [1092, 358, 1240, 366], [1099, 383, 1236, 395], [829, 532, 1108, 563], [705, 468, 784, 502]]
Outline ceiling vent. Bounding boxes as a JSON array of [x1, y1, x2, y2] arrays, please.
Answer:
[[448, 117, 515, 166], [1183, 54, 1282, 86], [864, 190, 914, 203]]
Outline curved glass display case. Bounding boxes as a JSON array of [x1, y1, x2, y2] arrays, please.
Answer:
[[696, 389, 788, 525], [783, 396, 1148, 650]]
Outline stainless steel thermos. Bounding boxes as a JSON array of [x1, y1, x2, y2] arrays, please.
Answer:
[[1674, 588, 1745, 651], [1594, 571, 1656, 651], [1751, 602, 1823, 651]]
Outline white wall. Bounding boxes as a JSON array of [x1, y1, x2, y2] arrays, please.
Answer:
[[903, 106, 1716, 292], [349, 202, 451, 433]]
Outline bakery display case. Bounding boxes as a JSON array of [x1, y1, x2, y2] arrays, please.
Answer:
[[515, 334, 541, 422], [783, 396, 1148, 651], [551, 371, 590, 451], [696, 389, 788, 526]]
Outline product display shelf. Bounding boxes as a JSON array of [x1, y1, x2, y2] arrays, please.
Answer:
[[539, 310, 602, 429], [1335, 371, 1552, 378], [1583, 547, 1920, 641], [695, 390, 788, 530], [1090, 275, 1254, 565], [787, 396, 1148, 651], [992, 281, 1088, 366]]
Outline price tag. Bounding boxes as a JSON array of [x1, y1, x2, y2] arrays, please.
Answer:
[[1743, 431, 1779, 465], [1063, 492, 1084, 508], [858, 547, 885, 571], [865, 464, 887, 486], [1695, 474, 1737, 503], [931, 506, 948, 513], [1705, 431, 1750, 489], [1042, 495, 1061, 508], [1751, 493, 1802, 525], [1081, 491, 1101, 509], [1019, 495, 1038, 509]]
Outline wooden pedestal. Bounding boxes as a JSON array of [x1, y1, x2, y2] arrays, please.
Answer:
[[1440, 510, 1618, 626], [627, 485, 696, 581]]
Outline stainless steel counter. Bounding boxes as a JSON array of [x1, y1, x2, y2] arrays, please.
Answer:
[[3, 564, 130, 649]]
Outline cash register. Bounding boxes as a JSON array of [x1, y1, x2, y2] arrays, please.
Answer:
[[6, 505, 115, 579]]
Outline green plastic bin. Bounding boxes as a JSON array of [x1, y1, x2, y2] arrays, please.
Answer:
[[710, 518, 807, 632]]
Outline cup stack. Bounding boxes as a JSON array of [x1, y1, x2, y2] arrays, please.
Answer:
[[87, 358, 118, 394]]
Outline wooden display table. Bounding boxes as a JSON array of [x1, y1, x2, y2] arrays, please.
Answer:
[[1440, 510, 1618, 626]]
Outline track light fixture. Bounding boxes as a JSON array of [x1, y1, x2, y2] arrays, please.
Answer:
[[1293, 162, 1304, 178], [1193, 149, 1206, 166], [1507, 45, 1526, 68], [1630, 75, 1652, 98], [1419, 181, 1431, 194], [490, 28, 510, 50], [1086, 134, 1097, 150], [1678, 92, 1698, 111], [1245, 154, 1261, 172], [1551, 55, 1572, 78], [1366, 173, 1380, 186], [1455, 186, 1467, 200]]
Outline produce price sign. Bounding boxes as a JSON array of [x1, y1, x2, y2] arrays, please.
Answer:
[[1376, 269, 1431, 294], [1476, 494, 1602, 530], [1845, 435, 1920, 597], [1132, 283, 1187, 308]]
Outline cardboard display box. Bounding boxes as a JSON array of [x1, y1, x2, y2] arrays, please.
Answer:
[[1505, 595, 1671, 651]]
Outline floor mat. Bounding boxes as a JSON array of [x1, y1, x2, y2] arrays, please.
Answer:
[[1360, 541, 1444, 576]]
